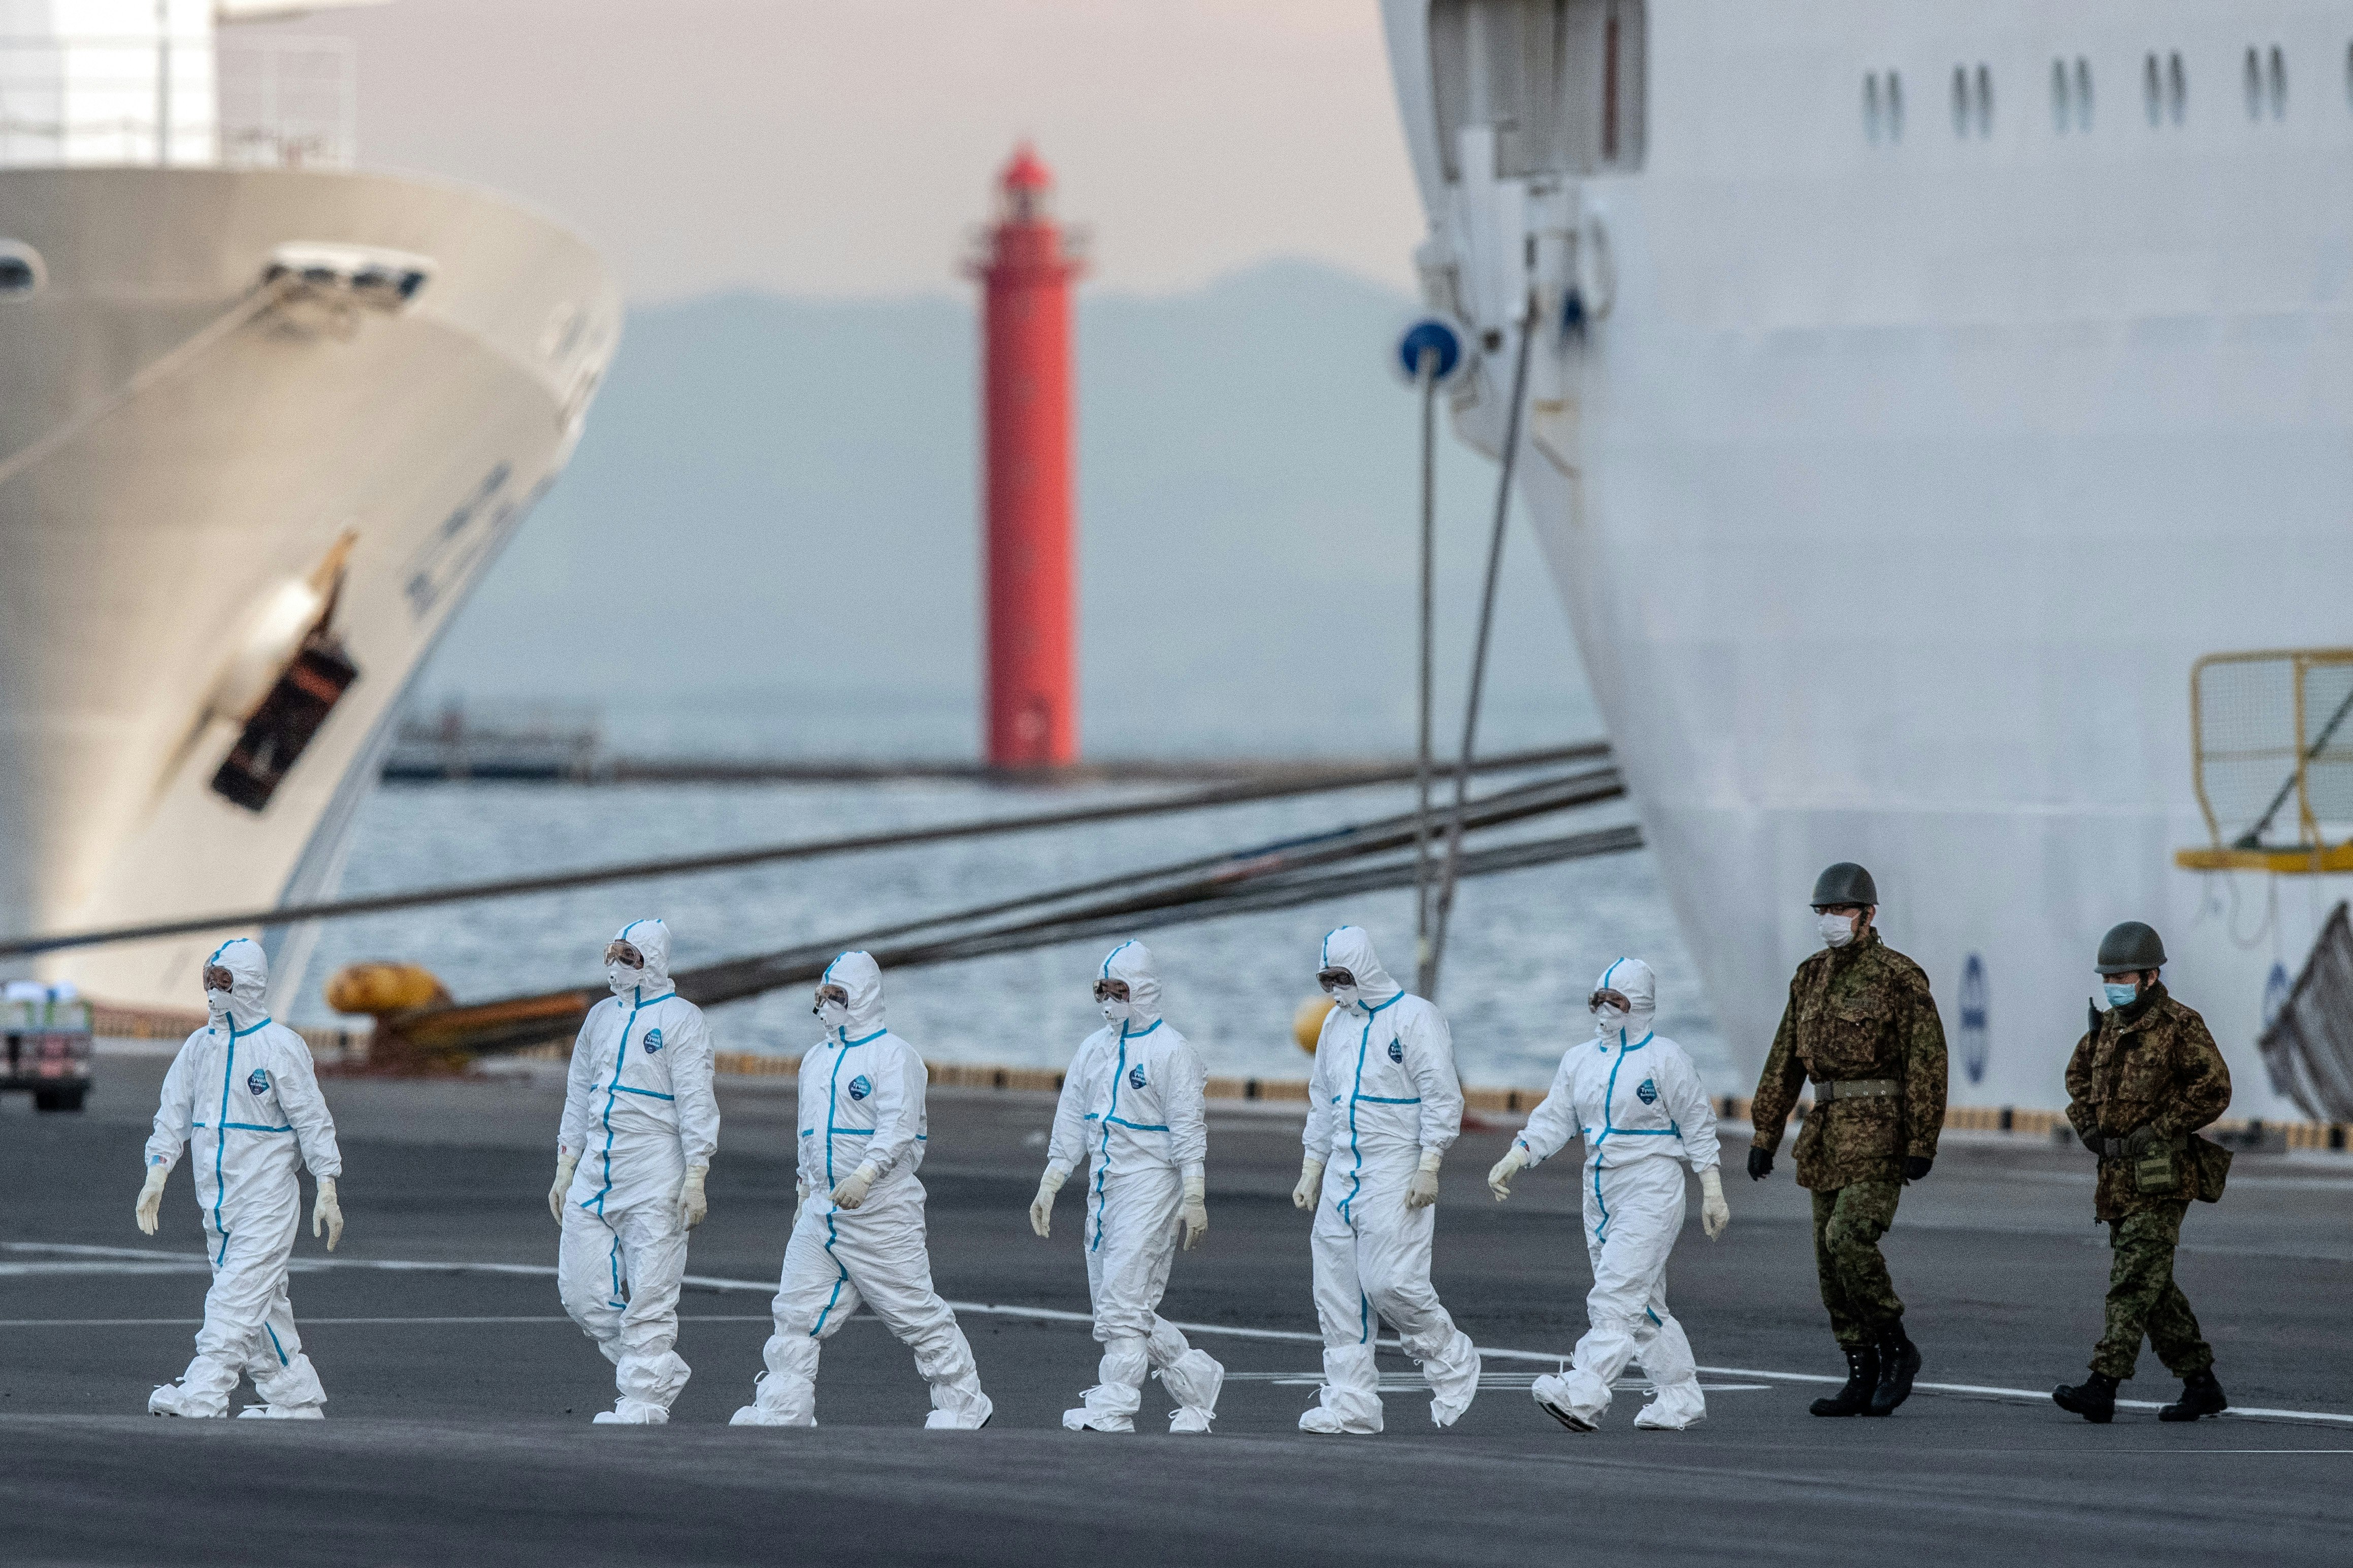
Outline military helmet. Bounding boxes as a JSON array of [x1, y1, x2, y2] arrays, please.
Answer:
[[1810, 861, 1878, 907], [2096, 920, 2167, 975]]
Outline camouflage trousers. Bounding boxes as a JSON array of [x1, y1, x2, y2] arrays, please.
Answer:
[[2091, 1200, 2213, 1381], [1810, 1180, 1905, 1347]]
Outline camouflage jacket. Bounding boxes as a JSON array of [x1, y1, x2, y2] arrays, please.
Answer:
[[1751, 930, 1949, 1191], [2064, 984, 2232, 1221]]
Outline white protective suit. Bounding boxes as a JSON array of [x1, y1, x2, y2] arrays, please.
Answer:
[[731, 951, 993, 1429], [144, 938, 342, 1418], [556, 918, 721, 1423], [1044, 940, 1225, 1432], [1514, 957, 1721, 1430], [1299, 926, 1481, 1433]]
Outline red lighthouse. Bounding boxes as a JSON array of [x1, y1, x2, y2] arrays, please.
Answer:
[[970, 144, 1083, 769]]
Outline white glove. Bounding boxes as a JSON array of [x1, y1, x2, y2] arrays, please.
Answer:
[[311, 1177, 343, 1252], [1291, 1156, 1325, 1211], [548, 1153, 579, 1225], [1405, 1148, 1443, 1210], [1181, 1164, 1208, 1251], [677, 1162, 709, 1229], [1487, 1144, 1532, 1201], [1700, 1166, 1730, 1240], [135, 1163, 169, 1236], [795, 1178, 810, 1220], [1029, 1164, 1067, 1238], [830, 1161, 880, 1211]]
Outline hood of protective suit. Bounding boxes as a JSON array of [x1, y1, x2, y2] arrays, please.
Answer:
[[1320, 926, 1402, 1010], [609, 917, 673, 996], [1098, 939, 1163, 1027], [1591, 956, 1657, 1043], [205, 937, 270, 1020], [822, 950, 886, 1035]]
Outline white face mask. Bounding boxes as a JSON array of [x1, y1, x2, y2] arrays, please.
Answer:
[[206, 986, 235, 1019], [818, 999, 850, 1030], [1592, 1002, 1628, 1036], [1817, 912, 1857, 949], [607, 961, 647, 996], [1099, 998, 1131, 1025], [1329, 985, 1361, 1011]]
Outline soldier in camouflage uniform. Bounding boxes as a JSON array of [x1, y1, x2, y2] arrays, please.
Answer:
[[2053, 921, 2232, 1424], [1747, 863, 1948, 1418]]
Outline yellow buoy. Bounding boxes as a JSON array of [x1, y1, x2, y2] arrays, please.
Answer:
[[1293, 994, 1335, 1055], [325, 962, 451, 1017]]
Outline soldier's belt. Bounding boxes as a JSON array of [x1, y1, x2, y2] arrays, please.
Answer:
[[1813, 1079, 1899, 1103]]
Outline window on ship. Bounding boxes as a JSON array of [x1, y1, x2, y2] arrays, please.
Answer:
[[1428, 0, 1647, 180]]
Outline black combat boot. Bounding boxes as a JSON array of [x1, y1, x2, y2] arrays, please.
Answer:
[[2158, 1370, 2228, 1422], [1808, 1344, 1879, 1417], [2052, 1372, 2119, 1423], [1864, 1324, 1921, 1416]]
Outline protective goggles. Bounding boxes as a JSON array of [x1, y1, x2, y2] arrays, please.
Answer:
[[604, 940, 644, 968], [202, 965, 235, 993], [1316, 967, 1356, 994], [810, 983, 849, 1017], [1588, 989, 1630, 1012], [1092, 979, 1129, 1004]]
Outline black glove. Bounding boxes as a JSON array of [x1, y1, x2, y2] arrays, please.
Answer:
[[1746, 1146, 1774, 1182], [1903, 1155, 1933, 1182], [2078, 1130, 2109, 1156], [2123, 1124, 2162, 1156]]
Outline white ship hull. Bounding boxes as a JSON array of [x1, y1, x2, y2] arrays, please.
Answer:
[[0, 165, 618, 1010], [1384, 1, 2350, 1115]]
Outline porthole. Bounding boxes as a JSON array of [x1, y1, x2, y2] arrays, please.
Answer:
[[1951, 62, 1992, 139], [0, 240, 44, 301], [1862, 70, 1904, 145], [2145, 52, 2162, 125], [2051, 58, 2070, 132], [2074, 57, 2094, 130], [2167, 51, 2187, 124], [2269, 45, 2288, 118]]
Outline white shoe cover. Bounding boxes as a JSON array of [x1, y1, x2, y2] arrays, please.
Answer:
[[729, 1404, 814, 1427], [1631, 1379, 1707, 1430], [1531, 1373, 1598, 1432], [148, 1383, 225, 1419], [1167, 1406, 1214, 1433], [925, 1391, 993, 1430], [592, 1398, 669, 1425], [1425, 1332, 1482, 1428], [236, 1404, 323, 1420], [1062, 1406, 1132, 1432], [1297, 1403, 1381, 1436]]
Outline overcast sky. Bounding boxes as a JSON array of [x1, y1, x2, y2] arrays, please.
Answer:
[[246, 0, 1426, 302]]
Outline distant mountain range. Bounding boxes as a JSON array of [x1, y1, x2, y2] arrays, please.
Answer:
[[422, 259, 1595, 759]]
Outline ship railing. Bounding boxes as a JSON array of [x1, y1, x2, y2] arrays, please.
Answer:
[[2179, 647, 2353, 873], [0, 33, 352, 170]]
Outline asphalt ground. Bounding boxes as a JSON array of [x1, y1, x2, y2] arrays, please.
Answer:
[[0, 1057, 2348, 1566]]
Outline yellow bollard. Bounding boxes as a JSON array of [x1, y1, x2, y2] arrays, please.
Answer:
[[1293, 994, 1335, 1055]]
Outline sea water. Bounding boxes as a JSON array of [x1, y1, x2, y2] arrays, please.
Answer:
[[295, 772, 1733, 1093]]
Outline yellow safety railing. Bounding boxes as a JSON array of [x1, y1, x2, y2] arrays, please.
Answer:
[[2179, 648, 2353, 873]]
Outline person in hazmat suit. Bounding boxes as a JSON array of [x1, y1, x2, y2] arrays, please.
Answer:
[[1292, 925, 1481, 1434], [730, 951, 994, 1429], [2052, 921, 2234, 1424], [551, 918, 720, 1424], [138, 937, 344, 1418], [1485, 957, 1728, 1431], [1029, 939, 1225, 1432]]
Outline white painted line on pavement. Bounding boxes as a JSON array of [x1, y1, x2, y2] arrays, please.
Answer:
[[11, 1244, 2350, 1427]]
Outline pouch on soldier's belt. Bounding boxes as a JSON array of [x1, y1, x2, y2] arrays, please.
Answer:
[[2132, 1137, 2180, 1196], [2187, 1134, 2231, 1203]]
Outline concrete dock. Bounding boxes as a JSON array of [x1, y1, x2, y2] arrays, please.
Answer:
[[1, 1058, 2347, 1564]]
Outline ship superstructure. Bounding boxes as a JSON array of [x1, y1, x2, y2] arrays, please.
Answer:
[[1382, 1, 2353, 1114], [0, 1, 619, 1009]]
